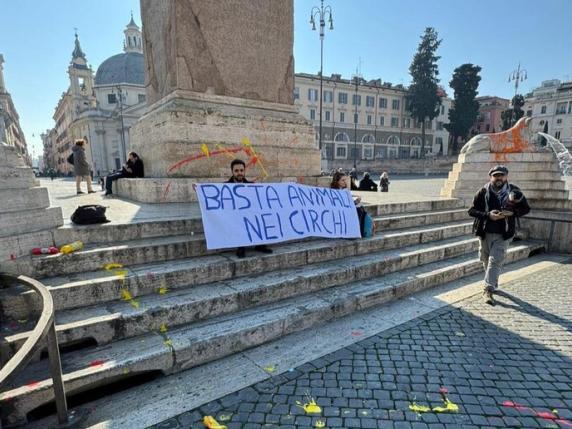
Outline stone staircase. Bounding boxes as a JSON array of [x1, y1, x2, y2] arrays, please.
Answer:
[[0, 198, 545, 427]]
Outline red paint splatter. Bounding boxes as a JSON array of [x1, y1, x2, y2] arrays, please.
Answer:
[[26, 380, 40, 389], [89, 359, 105, 368], [502, 401, 572, 427], [10, 254, 16, 261], [439, 387, 449, 394], [351, 331, 363, 337]]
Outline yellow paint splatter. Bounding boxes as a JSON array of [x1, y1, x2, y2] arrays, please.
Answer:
[[263, 365, 276, 373], [203, 415, 227, 429], [201, 143, 210, 158], [432, 398, 459, 413], [163, 339, 173, 348], [103, 263, 123, 270], [296, 398, 322, 414], [315, 420, 326, 428], [409, 403, 431, 413], [159, 323, 168, 333], [122, 368, 130, 375], [241, 138, 251, 147], [120, 289, 133, 301], [129, 299, 140, 309], [158, 286, 168, 295], [218, 414, 232, 422]]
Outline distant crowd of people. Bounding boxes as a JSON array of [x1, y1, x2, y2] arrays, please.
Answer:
[[325, 167, 391, 193]]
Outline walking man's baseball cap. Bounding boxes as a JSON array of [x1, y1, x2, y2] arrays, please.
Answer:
[[488, 165, 509, 176]]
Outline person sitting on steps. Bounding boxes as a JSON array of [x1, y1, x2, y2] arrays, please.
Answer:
[[104, 152, 145, 196], [227, 158, 273, 259]]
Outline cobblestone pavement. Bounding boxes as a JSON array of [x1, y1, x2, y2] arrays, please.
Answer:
[[152, 260, 572, 429]]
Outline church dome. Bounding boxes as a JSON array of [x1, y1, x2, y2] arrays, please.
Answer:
[[94, 52, 144, 86]]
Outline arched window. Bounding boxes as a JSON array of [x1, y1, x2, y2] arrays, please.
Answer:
[[410, 137, 422, 146], [334, 132, 350, 142], [361, 134, 376, 143], [387, 135, 400, 145]]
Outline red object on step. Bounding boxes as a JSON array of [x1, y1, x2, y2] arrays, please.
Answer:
[[89, 359, 105, 368], [31, 247, 59, 256]]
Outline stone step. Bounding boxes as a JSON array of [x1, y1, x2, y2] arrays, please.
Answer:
[[0, 187, 51, 214], [48, 198, 464, 248], [375, 208, 469, 229], [0, 167, 38, 189], [0, 145, 29, 168], [457, 152, 557, 163], [443, 188, 570, 201], [1, 221, 474, 318], [0, 207, 63, 239], [451, 161, 561, 174], [2, 234, 482, 357], [448, 169, 562, 181], [0, 240, 543, 427], [30, 207, 470, 278], [441, 179, 568, 192]]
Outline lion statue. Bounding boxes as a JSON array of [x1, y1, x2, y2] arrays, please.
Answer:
[[460, 117, 537, 155]]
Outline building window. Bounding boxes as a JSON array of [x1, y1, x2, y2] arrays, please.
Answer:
[[437, 121, 444, 130], [325, 110, 331, 121], [403, 118, 411, 128], [338, 92, 348, 104], [363, 145, 374, 160], [425, 120, 432, 130], [349, 146, 359, 160], [362, 134, 375, 143], [569, 101, 572, 114], [352, 94, 361, 106], [354, 113, 358, 124], [486, 124, 490, 132], [310, 109, 316, 120], [293, 87, 300, 99], [308, 89, 319, 101], [391, 117, 399, 127], [541, 105, 547, 114], [108, 94, 117, 104], [440, 105, 445, 115], [323, 90, 333, 103], [366, 96, 375, 107], [379, 98, 387, 108], [138, 94, 146, 103], [526, 110, 532, 117], [392, 99, 400, 110], [380, 116, 385, 126], [334, 132, 350, 142], [335, 144, 347, 159], [557, 118, 563, 124], [556, 102, 567, 114], [340, 112, 345, 123], [555, 131, 561, 139], [367, 114, 372, 125], [387, 135, 400, 145]]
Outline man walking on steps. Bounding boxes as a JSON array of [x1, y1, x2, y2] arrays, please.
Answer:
[[226, 159, 273, 258], [468, 165, 530, 305]]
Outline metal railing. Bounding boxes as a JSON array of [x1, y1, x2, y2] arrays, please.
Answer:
[[0, 273, 69, 428]]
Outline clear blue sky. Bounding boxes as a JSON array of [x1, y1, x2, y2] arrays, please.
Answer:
[[2, 0, 572, 159]]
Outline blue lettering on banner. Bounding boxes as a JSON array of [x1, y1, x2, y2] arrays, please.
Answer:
[[265, 186, 283, 209], [243, 216, 262, 242], [287, 185, 304, 207], [308, 209, 322, 232], [220, 185, 236, 210], [251, 185, 265, 210], [321, 210, 332, 234], [201, 184, 221, 210], [289, 210, 304, 235], [315, 188, 334, 206], [260, 213, 279, 240], [233, 185, 251, 210]]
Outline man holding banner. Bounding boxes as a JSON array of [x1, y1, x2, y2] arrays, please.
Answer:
[[226, 159, 273, 258], [195, 159, 362, 252]]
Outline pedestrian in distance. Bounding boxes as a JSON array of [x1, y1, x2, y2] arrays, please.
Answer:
[[468, 165, 530, 305], [358, 172, 378, 191], [71, 139, 95, 195], [226, 158, 273, 259], [379, 172, 390, 192]]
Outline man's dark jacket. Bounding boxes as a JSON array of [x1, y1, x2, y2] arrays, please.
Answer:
[[358, 177, 378, 192], [468, 184, 530, 240]]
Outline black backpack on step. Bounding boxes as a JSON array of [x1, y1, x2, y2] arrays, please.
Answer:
[[71, 205, 110, 225]]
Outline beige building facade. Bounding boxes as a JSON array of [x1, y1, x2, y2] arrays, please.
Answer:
[[524, 79, 572, 150], [0, 54, 29, 163], [45, 15, 146, 175], [294, 73, 451, 171]]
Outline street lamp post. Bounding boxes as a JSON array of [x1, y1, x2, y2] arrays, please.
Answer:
[[352, 73, 360, 170], [508, 62, 527, 126], [113, 85, 127, 164], [310, 0, 334, 154]]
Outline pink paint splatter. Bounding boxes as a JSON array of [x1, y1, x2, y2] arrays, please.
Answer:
[[89, 359, 105, 368], [351, 331, 363, 337]]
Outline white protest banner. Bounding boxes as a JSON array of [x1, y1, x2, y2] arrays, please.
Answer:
[[196, 183, 361, 250]]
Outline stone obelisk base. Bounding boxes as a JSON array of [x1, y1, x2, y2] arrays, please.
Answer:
[[119, 90, 321, 203]]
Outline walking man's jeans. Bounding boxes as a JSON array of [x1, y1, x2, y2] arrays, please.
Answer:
[[479, 233, 511, 292], [105, 171, 125, 194]]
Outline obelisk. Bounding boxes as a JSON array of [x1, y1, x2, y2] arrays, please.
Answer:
[[123, 0, 321, 202]]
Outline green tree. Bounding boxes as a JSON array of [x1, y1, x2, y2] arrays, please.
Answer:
[[501, 94, 525, 130], [444, 64, 482, 154], [406, 27, 442, 158]]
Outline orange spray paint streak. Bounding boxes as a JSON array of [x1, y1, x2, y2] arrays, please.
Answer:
[[502, 401, 572, 427], [161, 181, 172, 202]]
